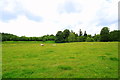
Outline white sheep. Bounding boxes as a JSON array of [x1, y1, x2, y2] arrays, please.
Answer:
[[40, 44, 44, 46]]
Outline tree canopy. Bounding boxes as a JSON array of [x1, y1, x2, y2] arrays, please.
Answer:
[[1, 27, 120, 42], [100, 27, 110, 42]]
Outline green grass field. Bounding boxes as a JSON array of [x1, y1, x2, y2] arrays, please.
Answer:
[[2, 41, 118, 78]]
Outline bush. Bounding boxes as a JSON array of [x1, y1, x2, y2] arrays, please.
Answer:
[[86, 37, 95, 42], [77, 36, 86, 42]]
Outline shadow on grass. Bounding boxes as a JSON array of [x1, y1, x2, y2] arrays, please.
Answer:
[[109, 57, 119, 61], [58, 65, 72, 70]]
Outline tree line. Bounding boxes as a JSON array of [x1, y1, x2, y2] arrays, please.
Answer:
[[1, 27, 120, 42], [1, 33, 55, 41]]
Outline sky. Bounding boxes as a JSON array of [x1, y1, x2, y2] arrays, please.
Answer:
[[0, 0, 119, 37]]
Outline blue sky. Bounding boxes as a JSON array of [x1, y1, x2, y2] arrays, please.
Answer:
[[0, 0, 119, 37]]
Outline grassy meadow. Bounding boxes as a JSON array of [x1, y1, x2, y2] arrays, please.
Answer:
[[2, 41, 118, 78]]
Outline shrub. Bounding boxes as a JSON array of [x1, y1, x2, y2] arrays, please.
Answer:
[[86, 37, 95, 42], [77, 36, 86, 42]]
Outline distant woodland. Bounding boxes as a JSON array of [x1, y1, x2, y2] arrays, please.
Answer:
[[1, 27, 120, 42]]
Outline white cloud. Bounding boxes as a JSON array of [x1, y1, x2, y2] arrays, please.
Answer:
[[0, 0, 119, 36], [0, 15, 63, 37]]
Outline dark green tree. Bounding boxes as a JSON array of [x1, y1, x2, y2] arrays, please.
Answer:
[[42, 36, 47, 42], [100, 27, 110, 42], [63, 29, 70, 42], [77, 36, 86, 42], [87, 34, 92, 38], [68, 32, 76, 42], [79, 29, 82, 36], [20, 36, 28, 41], [86, 37, 95, 42], [49, 34, 55, 41], [84, 31, 87, 37], [110, 30, 120, 41], [55, 31, 64, 43], [2, 33, 20, 41], [93, 34, 100, 42]]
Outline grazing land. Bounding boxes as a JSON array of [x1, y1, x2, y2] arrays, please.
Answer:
[[2, 41, 118, 78]]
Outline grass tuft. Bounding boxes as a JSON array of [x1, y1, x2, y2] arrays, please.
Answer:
[[105, 53, 111, 55], [58, 65, 72, 70], [109, 57, 118, 61], [69, 57, 75, 59], [98, 55, 106, 60]]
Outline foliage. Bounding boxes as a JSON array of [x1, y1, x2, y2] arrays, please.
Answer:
[[77, 36, 86, 42], [86, 37, 95, 42], [55, 31, 64, 43], [63, 29, 70, 42], [1, 27, 120, 42], [87, 35, 92, 38], [93, 34, 100, 42], [68, 32, 76, 42], [1, 33, 19, 41], [1, 33, 55, 42], [79, 29, 82, 36], [100, 27, 110, 42], [84, 31, 87, 37], [109, 30, 120, 41]]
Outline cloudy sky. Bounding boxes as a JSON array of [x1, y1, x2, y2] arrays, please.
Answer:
[[0, 0, 119, 37]]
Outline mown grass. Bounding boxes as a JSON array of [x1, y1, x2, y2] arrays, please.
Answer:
[[2, 41, 118, 78]]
